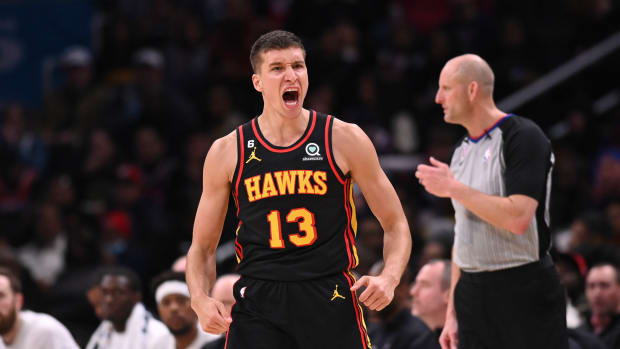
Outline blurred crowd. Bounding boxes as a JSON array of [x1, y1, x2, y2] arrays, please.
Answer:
[[0, 0, 619, 347]]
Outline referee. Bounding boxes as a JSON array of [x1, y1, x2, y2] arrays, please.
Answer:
[[415, 54, 568, 349]]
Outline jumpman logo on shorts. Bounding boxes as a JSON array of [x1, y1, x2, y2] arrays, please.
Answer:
[[330, 284, 346, 301], [246, 147, 262, 163]]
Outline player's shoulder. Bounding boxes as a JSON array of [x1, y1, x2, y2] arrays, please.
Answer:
[[331, 117, 368, 144], [204, 130, 239, 181], [210, 129, 238, 153]]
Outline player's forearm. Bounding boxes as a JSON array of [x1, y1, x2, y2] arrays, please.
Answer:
[[449, 181, 531, 235], [380, 219, 412, 284], [186, 242, 217, 298], [186, 202, 218, 298]]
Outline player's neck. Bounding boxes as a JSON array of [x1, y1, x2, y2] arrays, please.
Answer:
[[257, 108, 310, 147], [2, 315, 21, 345], [174, 325, 198, 349]]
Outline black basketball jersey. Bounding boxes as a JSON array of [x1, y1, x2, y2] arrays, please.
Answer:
[[231, 110, 359, 281]]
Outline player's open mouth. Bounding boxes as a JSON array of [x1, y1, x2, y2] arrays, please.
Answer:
[[282, 88, 299, 107]]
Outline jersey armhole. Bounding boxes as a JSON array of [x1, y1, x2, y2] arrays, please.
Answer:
[[325, 115, 347, 184], [232, 126, 245, 216]]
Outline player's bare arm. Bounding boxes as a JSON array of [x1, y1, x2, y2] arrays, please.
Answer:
[[416, 156, 538, 235], [332, 119, 412, 311], [186, 131, 237, 334]]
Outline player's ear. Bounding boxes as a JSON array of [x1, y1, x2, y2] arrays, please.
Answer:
[[252, 73, 262, 92]]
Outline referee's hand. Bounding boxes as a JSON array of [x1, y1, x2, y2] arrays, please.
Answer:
[[439, 312, 458, 349], [415, 156, 455, 198], [350, 275, 397, 311]]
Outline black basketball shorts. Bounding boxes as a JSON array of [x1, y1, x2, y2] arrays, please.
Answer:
[[224, 272, 371, 349]]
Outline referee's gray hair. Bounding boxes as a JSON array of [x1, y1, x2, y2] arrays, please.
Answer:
[[449, 54, 495, 96]]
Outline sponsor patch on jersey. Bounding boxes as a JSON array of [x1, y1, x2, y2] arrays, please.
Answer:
[[303, 142, 323, 161]]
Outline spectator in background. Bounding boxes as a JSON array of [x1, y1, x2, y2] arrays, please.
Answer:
[[85, 281, 106, 322], [200, 85, 246, 140], [592, 150, 620, 205], [579, 263, 620, 348], [171, 255, 187, 273], [42, 46, 102, 174], [130, 48, 198, 149], [0, 103, 47, 173], [568, 211, 619, 268], [132, 126, 177, 266], [165, 12, 210, 97], [607, 200, 620, 248], [0, 104, 42, 246], [551, 256, 608, 349], [410, 260, 450, 338], [43, 46, 95, 140], [554, 252, 588, 329], [202, 274, 241, 349], [101, 163, 168, 276], [168, 132, 213, 244], [416, 231, 453, 272], [85, 266, 168, 349], [17, 203, 68, 291], [79, 129, 119, 214], [0, 267, 79, 348], [133, 126, 177, 220], [367, 261, 440, 349], [151, 271, 218, 349]]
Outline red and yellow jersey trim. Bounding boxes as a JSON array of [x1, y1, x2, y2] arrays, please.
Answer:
[[343, 178, 359, 269], [343, 271, 371, 349], [252, 110, 317, 153], [234, 221, 244, 263], [234, 126, 245, 217], [325, 115, 345, 185]]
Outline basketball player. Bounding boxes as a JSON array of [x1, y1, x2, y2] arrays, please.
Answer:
[[186, 30, 412, 349]]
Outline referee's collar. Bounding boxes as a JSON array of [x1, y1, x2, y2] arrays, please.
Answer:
[[467, 113, 513, 143]]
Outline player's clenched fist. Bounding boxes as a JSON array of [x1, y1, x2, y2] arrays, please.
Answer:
[[191, 293, 232, 334], [350, 274, 398, 311]]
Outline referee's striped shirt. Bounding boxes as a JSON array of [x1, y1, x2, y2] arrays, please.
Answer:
[[450, 114, 554, 272]]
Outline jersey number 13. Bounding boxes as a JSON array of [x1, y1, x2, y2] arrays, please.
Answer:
[[266, 208, 317, 248]]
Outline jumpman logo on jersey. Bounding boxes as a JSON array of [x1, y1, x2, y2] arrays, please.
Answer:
[[246, 147, 262, 163], [330, 285, 346, 301]]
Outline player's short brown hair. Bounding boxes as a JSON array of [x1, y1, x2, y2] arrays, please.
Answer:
[[250, 30, 305, 73]]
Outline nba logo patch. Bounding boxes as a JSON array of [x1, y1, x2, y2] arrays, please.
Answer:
[[483, 148, 491, 161]]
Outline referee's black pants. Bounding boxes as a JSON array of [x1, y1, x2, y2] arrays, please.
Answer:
[[455, 256, 569, 349]]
